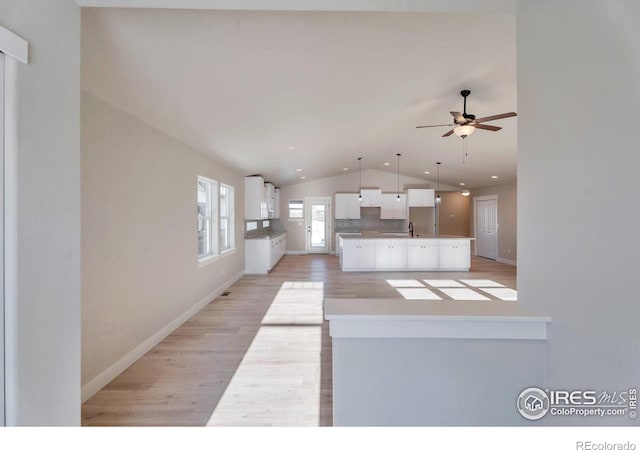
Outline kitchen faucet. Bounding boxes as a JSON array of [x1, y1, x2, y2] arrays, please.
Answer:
[[408, 222, 414, 237]]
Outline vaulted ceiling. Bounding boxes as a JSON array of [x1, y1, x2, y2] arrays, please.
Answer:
[[82, 7, 517, 189]]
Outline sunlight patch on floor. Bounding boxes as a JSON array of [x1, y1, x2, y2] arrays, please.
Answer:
[[423, 279, 465, 288], [261, 281, 324, 325], [439, 288, 491, 301], [386, 279, 424, 288], [396, 288, 442, 300], [207, 281, 324, 426], [206, 326, 322, 426], [481, 288, 518, 301], [459, 279, 505, 288]]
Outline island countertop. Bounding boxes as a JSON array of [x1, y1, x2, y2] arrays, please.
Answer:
[[337, 232, 475, 240]]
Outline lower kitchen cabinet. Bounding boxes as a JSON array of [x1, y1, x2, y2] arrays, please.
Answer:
[[374, 239, 407, 269], [245, 233, 287, 274], [407, 240, 438, 270], [437, 239, 470, 271], [342, 239, 375, 271]]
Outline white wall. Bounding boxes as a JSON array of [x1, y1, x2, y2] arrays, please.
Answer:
[[0, 0, 81, 425], [81, 92, 245, 399], [518, 0, 640, 424]]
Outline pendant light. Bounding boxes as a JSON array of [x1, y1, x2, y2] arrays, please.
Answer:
[[396, 153, 401, 202], [358, 157, 363, 202], [435, 161, 442, 204]]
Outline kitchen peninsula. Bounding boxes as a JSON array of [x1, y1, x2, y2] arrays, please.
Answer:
[[336, 232, 474, 272]]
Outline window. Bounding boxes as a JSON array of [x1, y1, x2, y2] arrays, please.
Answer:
[[288, 199, 304, 219], [197, 176, 218, 260], [220, 183, 235, 252]]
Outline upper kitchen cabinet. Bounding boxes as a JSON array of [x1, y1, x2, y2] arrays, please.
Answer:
[[335, 193, 361, 219], [265, 182, 276, 212], [271, 188, 282, 219], [245, 176, 268, 220], [360, 189, 382, 207], [407, 189, 435, 207], [380, 193, 407, 219]]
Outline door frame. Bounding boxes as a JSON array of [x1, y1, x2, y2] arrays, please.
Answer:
[[472, 194, 498, 259], [0, 51, 5, 426], [305, 196, 332, 254]]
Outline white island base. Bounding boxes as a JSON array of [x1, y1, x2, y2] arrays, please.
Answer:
[[337, 234, 474, 272], [325, 298, 550, 426]]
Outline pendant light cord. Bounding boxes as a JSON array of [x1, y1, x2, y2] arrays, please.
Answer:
[[396, 153, 401, 199]]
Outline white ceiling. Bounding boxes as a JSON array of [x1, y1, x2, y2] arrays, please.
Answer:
[[82, 8, 517, 189]]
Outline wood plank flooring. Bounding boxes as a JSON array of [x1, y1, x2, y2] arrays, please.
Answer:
[[81, 254, 516, 426]]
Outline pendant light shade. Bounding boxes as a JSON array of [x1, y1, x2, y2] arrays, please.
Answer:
[[396, 153, 401, 202], [358, 157, 363, 201]]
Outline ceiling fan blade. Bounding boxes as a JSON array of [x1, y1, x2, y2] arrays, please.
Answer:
[[450, 111, 465, 124], [442, 129, 455, 137], [474, 124, 502, 132], [474, 112, 517, 123], [416, 124, 453, 129]]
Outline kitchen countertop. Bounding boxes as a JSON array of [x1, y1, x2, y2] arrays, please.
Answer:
[[245, 230, 287, 240], [337, 232, 475, 240]]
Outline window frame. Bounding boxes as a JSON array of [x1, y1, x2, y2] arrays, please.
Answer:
[[197, 176, 218, 263], [219, 183, 235, 254], [288, 199, 304, 221]]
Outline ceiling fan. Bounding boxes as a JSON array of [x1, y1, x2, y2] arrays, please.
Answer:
[[416, 90, 517, 138]]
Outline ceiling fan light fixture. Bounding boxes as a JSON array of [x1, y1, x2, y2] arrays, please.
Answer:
[[454, 125, 475, 138]]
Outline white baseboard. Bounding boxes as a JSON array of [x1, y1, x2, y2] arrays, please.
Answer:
[[81, 270, 245, 403], [497, 257, 517, 266], [285, 250, 307, 255]]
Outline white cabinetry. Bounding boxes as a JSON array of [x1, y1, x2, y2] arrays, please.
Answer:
[[270, 188, 281, 219], [245, 176, 268, 220], [374, 239, 407, 269], [341, 239, 375, 270], [335, 193, 361, 219], [380, 193, 407, 219], [245, 233, 287, 274], [360, 189, 382, 207], [407, 239, 438, 270], [265, 183, 276, 212], [407, 189, 435, 207], [438, 239, 471, 270]]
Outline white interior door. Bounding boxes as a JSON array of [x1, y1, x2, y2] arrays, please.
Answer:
[[475, 196, 498, 260], [306, 197, 331, 254], [0, 51, 5, 426]]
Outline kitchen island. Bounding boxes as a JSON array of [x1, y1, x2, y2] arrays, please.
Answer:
[[336, 232, 474, 272]]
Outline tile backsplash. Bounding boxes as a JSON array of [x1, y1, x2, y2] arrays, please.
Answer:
[[335, 207, 406, 233]]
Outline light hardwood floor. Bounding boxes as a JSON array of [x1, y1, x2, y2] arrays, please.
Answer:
[[81, 254, 516, 426]]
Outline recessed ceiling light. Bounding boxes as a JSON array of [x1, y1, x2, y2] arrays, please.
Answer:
[[491, 175, 499, 179], [300, 176, 306, 179], [296, 168, 302, 172], [424, 171, 430, 174], [384, 162, 390, 166], [287, 146, 295, 151], [459, 182, 465, 186], [343, 168, 348, 171]]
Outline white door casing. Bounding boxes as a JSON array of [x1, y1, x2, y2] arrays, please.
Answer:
[[305, 197, 331, 254], [474, 195, 498, 260], [0, 51, 5, 426]]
